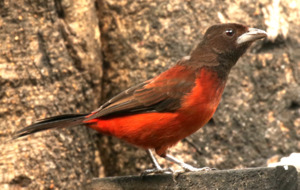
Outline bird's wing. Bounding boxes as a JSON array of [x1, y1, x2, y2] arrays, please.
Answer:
[[86, 63, 197, 120]]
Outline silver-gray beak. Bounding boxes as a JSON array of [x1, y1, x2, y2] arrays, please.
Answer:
[[237, 28, 268, 45]]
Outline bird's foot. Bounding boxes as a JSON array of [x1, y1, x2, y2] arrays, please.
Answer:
[[183, 165, 217, 172], [164, 154, 217, 173], [165, 166, 216, 178], [141, 167, 174, 176]]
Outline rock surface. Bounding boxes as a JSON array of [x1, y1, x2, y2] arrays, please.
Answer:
[[85, 166, 299, 190]]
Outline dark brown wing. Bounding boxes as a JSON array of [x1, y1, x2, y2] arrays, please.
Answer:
[[86, 63, 197, 120]]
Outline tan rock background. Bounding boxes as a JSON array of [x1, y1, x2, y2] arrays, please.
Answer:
[[0, 0, 299, 189]]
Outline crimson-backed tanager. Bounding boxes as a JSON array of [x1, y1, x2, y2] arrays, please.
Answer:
[[14, 23, 267, 174]]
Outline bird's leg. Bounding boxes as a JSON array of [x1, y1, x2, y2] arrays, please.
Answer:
[[164, 154, 216, 172], [141, 149, 173, 176], [147, 149, 162, 170]]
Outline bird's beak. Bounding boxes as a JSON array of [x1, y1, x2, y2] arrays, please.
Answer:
[[237, 28, 268, 45]]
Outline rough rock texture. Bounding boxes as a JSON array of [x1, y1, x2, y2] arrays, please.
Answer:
[[85, 166, 299, 190], [1, 0, 300, 188], [96, 0, 300, 176], [0, 0, 102, 189]]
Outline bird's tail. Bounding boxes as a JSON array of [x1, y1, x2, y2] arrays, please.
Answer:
[[13, 114, 88, 139]]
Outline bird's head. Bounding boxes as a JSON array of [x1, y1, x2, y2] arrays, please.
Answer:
[[190, 23, 267, 67], [203, 23, 267, 57]]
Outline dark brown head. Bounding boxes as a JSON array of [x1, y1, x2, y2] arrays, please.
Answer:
[[190, 23, 267, 70]]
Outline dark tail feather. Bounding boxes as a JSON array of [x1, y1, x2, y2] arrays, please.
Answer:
[[13, 114, 88, 139]]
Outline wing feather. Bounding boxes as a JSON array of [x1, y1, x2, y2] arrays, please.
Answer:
[[86, 60, 198, 120]]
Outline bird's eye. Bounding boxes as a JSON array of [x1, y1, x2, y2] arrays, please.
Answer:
[[225, 29, 235, 37]]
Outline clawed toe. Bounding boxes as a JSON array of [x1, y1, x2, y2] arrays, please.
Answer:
[[184, 166, 217, 172], [141, 168, 174, 176]]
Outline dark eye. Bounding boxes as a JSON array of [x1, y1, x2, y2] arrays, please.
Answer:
[[225, 29, 235, 37]]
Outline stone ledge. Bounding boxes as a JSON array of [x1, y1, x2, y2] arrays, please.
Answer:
[[84, 166, 298, 190]]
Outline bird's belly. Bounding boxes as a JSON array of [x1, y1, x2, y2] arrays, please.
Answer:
[[88, 112, 181, 150]]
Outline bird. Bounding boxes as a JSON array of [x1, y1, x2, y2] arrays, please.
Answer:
[[13, 23, 267, 174]]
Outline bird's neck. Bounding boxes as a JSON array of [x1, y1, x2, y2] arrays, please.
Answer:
[[188, 45, 239, 80], [208, 57, 237, 80]]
